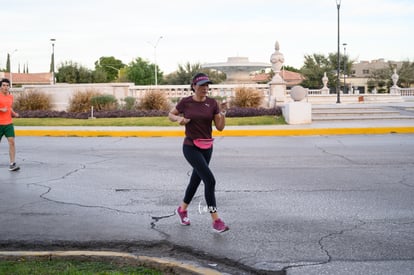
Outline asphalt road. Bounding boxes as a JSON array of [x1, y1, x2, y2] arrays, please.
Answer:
[[1, 134, 414, 274]]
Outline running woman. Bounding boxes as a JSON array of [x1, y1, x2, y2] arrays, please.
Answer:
[[168, 73, 229, 232]]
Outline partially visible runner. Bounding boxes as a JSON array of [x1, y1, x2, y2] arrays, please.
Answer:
[[0, 78, 20, 171], [168, 73, 229, 233]]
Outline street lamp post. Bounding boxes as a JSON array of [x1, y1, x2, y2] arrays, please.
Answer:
[[9, 49, 18, 88], [148, 36, 163, 86], [50, 38, 56, 84], [343, 43, 347, 94], [336, 0, 341, 103]]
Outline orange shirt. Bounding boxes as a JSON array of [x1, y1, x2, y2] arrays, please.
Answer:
[[0, 93, 14, 125]]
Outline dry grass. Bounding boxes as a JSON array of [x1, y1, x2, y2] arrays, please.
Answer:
[[68, 89, 102, 112], [14, 89, 52, 111], [138, 90, 171, 111], [231, 87, 263, 108]]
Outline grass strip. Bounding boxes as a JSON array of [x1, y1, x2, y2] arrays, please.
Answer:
[[0, 259, 162, 275], [13, 116, 285, 127]]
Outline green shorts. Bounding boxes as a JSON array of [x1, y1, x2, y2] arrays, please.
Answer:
[[0, 124, 15, 140]]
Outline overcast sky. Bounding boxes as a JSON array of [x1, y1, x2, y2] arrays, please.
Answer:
[[1, 0, 413, 74]]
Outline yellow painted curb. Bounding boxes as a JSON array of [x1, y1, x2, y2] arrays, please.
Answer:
[[15, 129, 185, 137], [15, 127, 414, 137], [0, 250, 222, 275], [214, 127, 414, 136]]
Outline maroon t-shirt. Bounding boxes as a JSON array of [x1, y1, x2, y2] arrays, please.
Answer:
[[176, 96, 219, 146]]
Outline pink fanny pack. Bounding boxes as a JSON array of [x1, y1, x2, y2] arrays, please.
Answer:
[[193, 138, 214, 149]]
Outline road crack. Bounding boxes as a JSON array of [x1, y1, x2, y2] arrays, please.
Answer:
[[26, 164, 140, 215], [282, 220, 366, 272]]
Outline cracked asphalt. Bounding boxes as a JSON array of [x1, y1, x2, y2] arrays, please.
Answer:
[[1, 133, 414, 274]]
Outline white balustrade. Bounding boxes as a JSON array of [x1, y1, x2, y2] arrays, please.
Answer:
[[12, 82, 414, 111], [307, 89, 322, 95], [129, 84, 270, 101], [400, 88, 414, 96]]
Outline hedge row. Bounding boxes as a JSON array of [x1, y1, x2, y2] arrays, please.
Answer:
[[17, 107, 282, 119]]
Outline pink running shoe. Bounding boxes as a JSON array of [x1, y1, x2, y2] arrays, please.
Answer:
[[213, 218, 229, 233], [176, 206, 190, 226]]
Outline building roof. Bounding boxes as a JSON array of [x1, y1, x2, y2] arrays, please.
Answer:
[[0, 72, 52, 85], [252, 70, 304, 85], [203, 57, 271, 71], [351, 59, 402, 77]]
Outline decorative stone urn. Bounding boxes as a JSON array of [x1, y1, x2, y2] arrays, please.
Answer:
[[391, 68, 399, 87], [270, 41, 285, 83]]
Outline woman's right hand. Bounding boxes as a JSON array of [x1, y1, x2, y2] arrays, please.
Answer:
[[179, 117, 191, 125]]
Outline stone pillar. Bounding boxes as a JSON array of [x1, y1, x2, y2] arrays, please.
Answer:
[[282, 86, 312, 124], [390, 68, 400, 95], [269, 83, 286, 107], [321, 72, 330, 95], [269, 41, 286, 107]]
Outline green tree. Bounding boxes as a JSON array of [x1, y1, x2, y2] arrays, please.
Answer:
[[163, 62, 202, 85], [368, 67, 393, 93], [283, 65, 300, 73], [94, 56, 125, 82], [366, 61, 414, 92], [163, 62, 225, 85], [300, 54, 332, 89], [125, 57, 161, 85], [91, 68, 108, 83], [56, 61, 93, 83], [6, 53, 10, 72], [397, 61, 414, 88], [300, 53, 353, 91]]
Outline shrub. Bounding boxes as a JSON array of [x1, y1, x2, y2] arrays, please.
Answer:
[[138, 90, 170, 111], [231, 87, 263, 108], [170, 97, 181, 104], [17, 107, 281, 119], [18, 110, 69, 118], [68, 89, 101, 113], [90, 94, 119, 111], [121, 96, 137, 111], [18, 109, 169, 119], [14, 89, 52, 111]]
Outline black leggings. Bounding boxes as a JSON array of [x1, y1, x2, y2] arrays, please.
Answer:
[[182, 145, 217, 211]]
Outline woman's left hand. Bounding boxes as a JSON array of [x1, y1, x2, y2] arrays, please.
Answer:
[[220, 100, 228, 112]]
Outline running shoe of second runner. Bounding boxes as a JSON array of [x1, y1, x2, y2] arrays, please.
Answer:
[[9, 162, 20, 171]]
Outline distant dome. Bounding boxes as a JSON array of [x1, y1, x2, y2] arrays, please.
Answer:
[[202, 57, 271, 84]]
